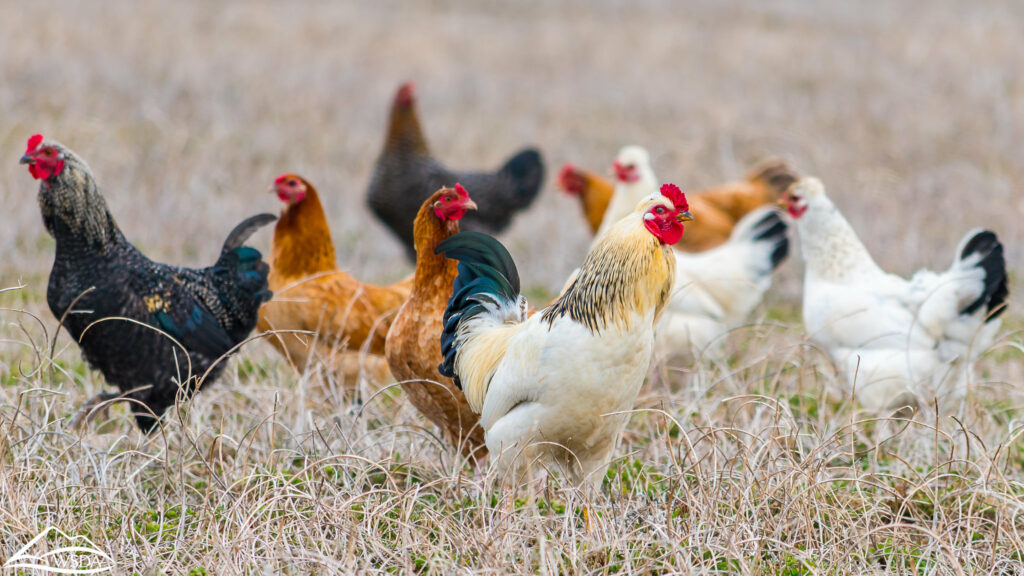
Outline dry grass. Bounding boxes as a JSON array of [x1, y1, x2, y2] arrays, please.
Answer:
[[1, 0, 1023, 574]]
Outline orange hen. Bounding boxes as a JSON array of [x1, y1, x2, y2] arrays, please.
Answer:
[[559, 158, 797, 252], [385, 185, 487, 460], [258, 174, 412, 382]]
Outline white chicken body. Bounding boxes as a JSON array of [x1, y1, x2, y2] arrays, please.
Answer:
[[789, 178, 1007, 411], [481, 310, 656, 485]]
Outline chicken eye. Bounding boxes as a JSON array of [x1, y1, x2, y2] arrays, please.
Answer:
[[655, 207, 665, 214], [288, 179, 298, 186], [444, 196, 452, 202]]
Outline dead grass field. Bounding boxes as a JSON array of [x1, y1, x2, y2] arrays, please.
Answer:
[[1, 0, 1023, 574]]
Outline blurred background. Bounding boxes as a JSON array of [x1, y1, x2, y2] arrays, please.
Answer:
[[1, 0, 1021, 310]]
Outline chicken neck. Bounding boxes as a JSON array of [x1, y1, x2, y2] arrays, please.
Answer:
[[385, 101, 430, 157], [546, 216, 675, 333], [798, 200, 883, 283], [271, 182, 337, 280], [410, 204, 459, 298], [37, 154, 122, 253]]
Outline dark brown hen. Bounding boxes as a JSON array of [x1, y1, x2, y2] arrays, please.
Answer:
[[366, 82, 545, 260]]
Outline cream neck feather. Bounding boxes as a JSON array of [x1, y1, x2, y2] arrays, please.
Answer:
[[547, 211, 675, 333]]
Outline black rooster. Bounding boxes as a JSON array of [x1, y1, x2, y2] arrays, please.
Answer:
[[21, 134, 275, 432], [366, 82, 545, 261]]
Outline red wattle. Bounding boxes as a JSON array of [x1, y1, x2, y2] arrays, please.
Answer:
[[645, 218, 683, 246], [434, 206, 467, 222]]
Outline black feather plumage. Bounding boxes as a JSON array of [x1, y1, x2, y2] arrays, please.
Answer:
[[749, 210, 790, 270], [958, 230, 1008, 320], [366, 86, 544, 261], [435, 231, 521, 389], [28, 138, 274, 432]]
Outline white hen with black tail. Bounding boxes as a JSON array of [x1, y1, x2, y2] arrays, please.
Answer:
[[783, 177, 1008, 411]]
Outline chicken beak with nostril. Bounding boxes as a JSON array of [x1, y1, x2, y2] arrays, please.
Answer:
[[676, 211, 694, 223]]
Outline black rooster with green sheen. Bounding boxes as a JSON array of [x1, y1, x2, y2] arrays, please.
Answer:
[[21, 134, 275, 432]]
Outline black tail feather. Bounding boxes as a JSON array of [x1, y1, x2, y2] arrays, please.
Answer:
[[500, 148, 545, 206], [221, 213, 277, 255], [750, 210, 790, 270], [435, 231, 521, 294], [958, 230, 1008, 320], [435, 231, 521, 387], [212, 214, 276, 316]]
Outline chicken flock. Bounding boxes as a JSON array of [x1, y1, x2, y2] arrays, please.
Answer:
[[17, 81, 1010, 490]]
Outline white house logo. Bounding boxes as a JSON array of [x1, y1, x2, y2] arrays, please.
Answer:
[[4, 527, 114, 574]]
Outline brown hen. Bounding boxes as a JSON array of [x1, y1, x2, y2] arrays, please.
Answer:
[[385, 184, 486, 461], [259, 174, 412, 385]]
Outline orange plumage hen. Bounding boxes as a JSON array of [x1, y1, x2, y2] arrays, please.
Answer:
[[559, 157, 797, 252], [385, 184, 486, 460], [258, 174, 412, 381]]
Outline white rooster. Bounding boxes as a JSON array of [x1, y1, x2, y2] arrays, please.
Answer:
[[588, 145, 790, 360], [782, 177, 1008, 411], [437, 185, 693, 487]]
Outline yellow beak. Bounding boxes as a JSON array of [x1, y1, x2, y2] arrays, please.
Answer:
[[676, 211, 694, 223]]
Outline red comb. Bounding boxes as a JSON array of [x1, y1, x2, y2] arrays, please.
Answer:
[[454, 183, 469, 200], [274, 173, 292, 184], [558, 163, 586, 194], [558, 164, 576, 184], [660, 183, 688, 211], [396, 82, 416, 106], [26, 134, 43, 154]]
